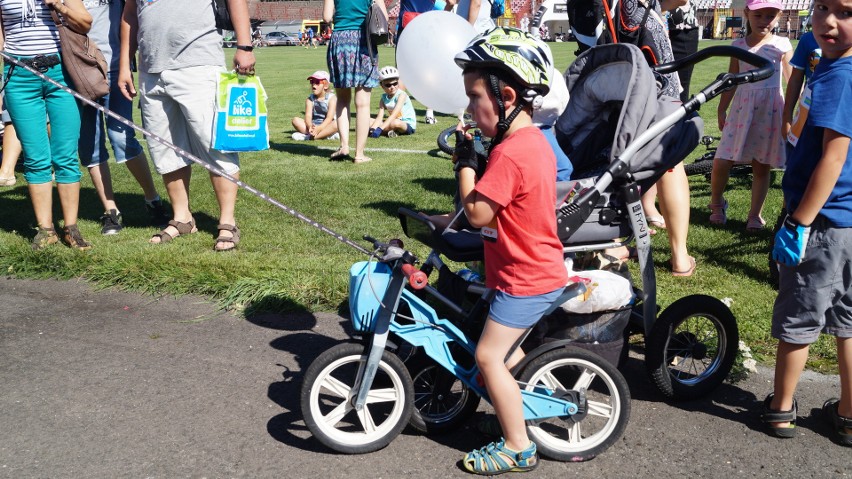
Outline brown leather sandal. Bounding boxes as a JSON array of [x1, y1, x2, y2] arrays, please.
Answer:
[[150, 219, 197, 244], [32, 226, 59, 251], [214, 224, 240, 252], [63, 224, 92, 251]]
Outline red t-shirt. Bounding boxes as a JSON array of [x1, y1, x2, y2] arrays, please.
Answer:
[[473, 126, 568, 295]]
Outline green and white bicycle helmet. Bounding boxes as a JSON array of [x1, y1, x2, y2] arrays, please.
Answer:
[[455, 27, 553, 101], [378, 66, 399, 82], [455, 27, 554, 145]]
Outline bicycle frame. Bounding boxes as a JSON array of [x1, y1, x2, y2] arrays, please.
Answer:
[[348, 258, 586, 421]]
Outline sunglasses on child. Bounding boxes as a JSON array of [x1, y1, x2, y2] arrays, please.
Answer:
[[382, 81, 398, 88], [309, 79, 324, 85]]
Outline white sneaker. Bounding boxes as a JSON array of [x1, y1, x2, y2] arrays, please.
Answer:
[[328, 132, 340, 140], [291, 132, 309, 141], [425, 116, 437, 124]]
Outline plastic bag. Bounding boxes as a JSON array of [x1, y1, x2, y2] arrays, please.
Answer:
[[560, 269, 634, 314], [212, 72, 269, 152]]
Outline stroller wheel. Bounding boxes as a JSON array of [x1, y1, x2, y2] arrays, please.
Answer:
[[646, 295, 739, 401]]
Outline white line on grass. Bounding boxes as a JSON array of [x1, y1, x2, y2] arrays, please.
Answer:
[[317, 146, 438, 155]]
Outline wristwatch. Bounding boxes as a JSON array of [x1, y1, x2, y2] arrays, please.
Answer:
[[236, 45, 254, 52]]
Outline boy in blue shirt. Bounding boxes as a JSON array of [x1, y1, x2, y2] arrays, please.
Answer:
[[762, 0, 852, 447]]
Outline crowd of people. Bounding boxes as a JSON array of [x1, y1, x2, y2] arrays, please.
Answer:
[[0, 0, 849, 468], [0, 0, 254, 251]]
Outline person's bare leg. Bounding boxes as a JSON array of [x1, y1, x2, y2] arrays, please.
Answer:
[[0, 123, 22, 181], [210, 171, 239, 250], [292, 117, 308, 134], [769, 340, 809, 428], [641, 183, 662, 222], [312, 121, 339, 139], [709, 158, 733, 207], [353, 87, 372, 160], [88, 163, 117, 213], [28, 182, 54, 229], [476, 320, 532, 452], [333, 87, 351, 157], [150, 166, 192, 243], [56, 181, 82, 228], [837, 337, 852, 433], [123, 152, 159, 201], [748, 161, 772, 221], [657, 163, 692, 272]]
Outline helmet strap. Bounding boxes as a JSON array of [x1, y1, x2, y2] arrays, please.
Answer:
[[488, 73, 527, 150]]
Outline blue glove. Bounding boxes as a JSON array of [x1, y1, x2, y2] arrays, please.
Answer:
[[370, 127, 383, 138], [772, 215, 811, 266]]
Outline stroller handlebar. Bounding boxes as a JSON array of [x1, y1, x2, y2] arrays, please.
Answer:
[[654, 46, 774, 111]]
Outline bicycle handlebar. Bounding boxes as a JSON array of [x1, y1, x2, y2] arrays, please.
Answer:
[[401, 264, 428, 290], [363, 235, 424, 289]]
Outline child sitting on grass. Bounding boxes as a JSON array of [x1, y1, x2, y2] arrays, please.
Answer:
[[452, 27, 567, 475], [369, 66, 417, 138], [291, 71, 339, 141]]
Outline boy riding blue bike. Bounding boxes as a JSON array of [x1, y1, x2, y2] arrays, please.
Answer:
[[452, 27, 568, 475]]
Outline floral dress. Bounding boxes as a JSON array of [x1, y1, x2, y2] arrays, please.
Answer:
[[716, 35, 792, 167]]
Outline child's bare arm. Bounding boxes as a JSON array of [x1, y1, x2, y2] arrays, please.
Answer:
[[315, 95, 337, 132], [781, 50, 793, 84], [458, 168, 498, 228], [371, 104, 387, 129], [381, 93, 406, 130], [304, 98, 314, 132], [717, 57, 739, 131], [790, 129, 850, 225], [782, 68, 805, 137]]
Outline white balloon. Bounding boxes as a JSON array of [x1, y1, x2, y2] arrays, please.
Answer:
[[396, 11, 477, 115]]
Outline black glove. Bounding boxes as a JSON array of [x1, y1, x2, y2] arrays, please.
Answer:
[[453, 130, 480, 173]]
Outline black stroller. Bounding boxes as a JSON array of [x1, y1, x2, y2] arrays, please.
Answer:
[[394, 42, 773, 433]]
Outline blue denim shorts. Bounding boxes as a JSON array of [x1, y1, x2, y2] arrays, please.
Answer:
[[489, 287, 565, 329], [78, 73, 144, 167]]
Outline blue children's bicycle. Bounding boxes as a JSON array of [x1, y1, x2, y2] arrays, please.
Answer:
[[300, 236, 631, 460]]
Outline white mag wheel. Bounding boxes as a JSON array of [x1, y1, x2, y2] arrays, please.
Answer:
[[518, 346, 630, 462], [300, 342, 414, 454]]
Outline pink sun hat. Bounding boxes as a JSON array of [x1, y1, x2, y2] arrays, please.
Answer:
[[746, 0, 783, 10], [307, 70, 330, 82]]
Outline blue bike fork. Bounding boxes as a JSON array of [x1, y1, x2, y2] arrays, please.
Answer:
[[352, 267, 407, 411]]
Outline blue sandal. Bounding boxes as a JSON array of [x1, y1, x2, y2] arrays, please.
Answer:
[[462, 438, 538, 476]]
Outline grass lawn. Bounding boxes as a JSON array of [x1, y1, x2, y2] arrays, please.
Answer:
[[0, 39, 837, 371]]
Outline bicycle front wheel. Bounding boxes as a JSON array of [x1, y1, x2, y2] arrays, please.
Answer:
[[300, 342, 414, 454]]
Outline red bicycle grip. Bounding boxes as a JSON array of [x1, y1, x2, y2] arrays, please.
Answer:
[[401, 264, 428, 290]]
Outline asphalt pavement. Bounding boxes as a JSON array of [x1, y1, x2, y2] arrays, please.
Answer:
[[0, 277, 849, 478]]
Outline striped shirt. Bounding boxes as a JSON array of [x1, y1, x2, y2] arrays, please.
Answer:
[[1, 0, 60, 56]]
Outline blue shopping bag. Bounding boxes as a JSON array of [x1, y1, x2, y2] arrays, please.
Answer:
[[212, 72, 269, 152]]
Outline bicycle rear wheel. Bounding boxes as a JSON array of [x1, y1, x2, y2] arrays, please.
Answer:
[[519, 346, 630, 461]]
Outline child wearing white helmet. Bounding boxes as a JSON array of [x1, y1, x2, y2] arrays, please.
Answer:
[[369, 66, 417, 138], [452, 27, 567, 475]]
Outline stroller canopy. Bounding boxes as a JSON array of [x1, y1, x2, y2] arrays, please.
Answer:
[[554, 43, 702, 188]]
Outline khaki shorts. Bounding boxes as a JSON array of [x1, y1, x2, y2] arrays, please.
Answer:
[[139, 65, 239, 176], [772, 216, 852, 344]]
